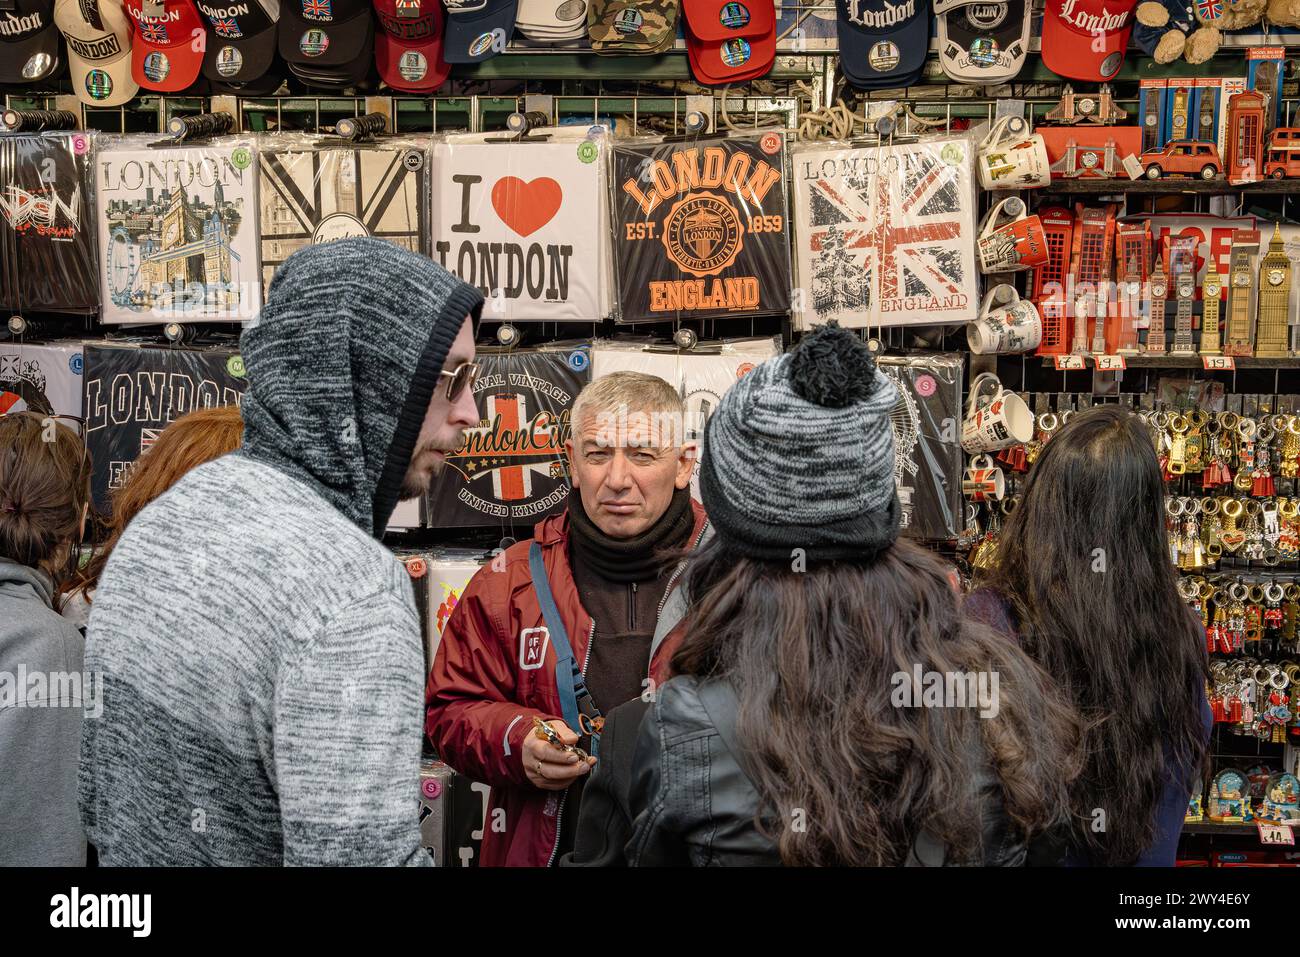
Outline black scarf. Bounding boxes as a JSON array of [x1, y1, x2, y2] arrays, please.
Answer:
[[567, 487, 694, 584]]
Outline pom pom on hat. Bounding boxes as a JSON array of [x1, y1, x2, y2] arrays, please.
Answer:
[[787, 321, 880, 408]]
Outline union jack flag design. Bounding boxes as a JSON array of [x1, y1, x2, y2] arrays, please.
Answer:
[[140, 20, 169, 42], [1195, 0, 1223, 19], [212, 16, 243, 37], [794, 138, 978, 329], [301, 0, 332, 19]]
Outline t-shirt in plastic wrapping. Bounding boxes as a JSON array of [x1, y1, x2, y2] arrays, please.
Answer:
[[611, 133, 792, 323]]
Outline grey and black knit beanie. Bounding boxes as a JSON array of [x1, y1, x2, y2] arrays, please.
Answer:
[[698, 323, 901, 563]]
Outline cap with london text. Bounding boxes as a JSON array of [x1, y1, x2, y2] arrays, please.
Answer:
[[373, 0, 448, 91], [0, 0, 60, 84], [122, 0, 206, 92], [1041, 0, 1138, 82], [53, 0, 140, 105], [935, 0, 1028, 84], [834, 0, 930, 89], [441, 0, 517, 63], [195, 0, 280, 87]]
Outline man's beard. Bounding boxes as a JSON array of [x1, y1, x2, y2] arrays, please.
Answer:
[[398, 444, 445, 500]]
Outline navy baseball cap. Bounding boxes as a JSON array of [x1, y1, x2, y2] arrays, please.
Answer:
[[279, 0, 374, 84], [198, 0, 280, 85], [835, 0, 930, 88], [441, 0, 517, 63], [0, 0, 61, 83]]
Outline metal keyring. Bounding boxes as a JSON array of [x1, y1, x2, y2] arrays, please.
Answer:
[[1038, 412, 1059, 433], [1290, 416, 1300, 437], [1167, 497, 1186, 518], [1258, 424, 1275, 444], [1199, 580, 1216, 600], [1245, 499, 1262, 517], [1266, 582, 1285, 603], [1250, 583, 1265, 602], [1191, 409, 1209, 429], [1256, 665, 1273, 684], [1272, 413, 1289, 433], [1230, 582, 1250, 602], [1201, 496, 1221, 516], [1287, 583, 1300, 601], [1272, 669, 1291, 690], [1239, 418, 1258, 440], [1207, 543, 1224, 560], [1281, 499, 1299, 519], [1186, 497, 1202, 516], [1264, 549, 1281, 567], [1060, 410, 1075, 424], [1154, 411, 1170, 429], [1171, 414, 1190, 433], [1219, 411, 1239, 430], [1223, 498, 1245, 519]]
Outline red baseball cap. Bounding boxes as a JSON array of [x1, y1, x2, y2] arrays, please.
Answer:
[[1041, 0, 1137, 82], [686, 28, 774, 85], [123, 0, 206, 91], [682, 0, 773, 42], [372, 0, 448, 91]]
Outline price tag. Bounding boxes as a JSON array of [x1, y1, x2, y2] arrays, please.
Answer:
[[1257, 822, 1294, 845], [1053, 354, 1086, 370], [1122, 154, 1144, 181], [1096, 355, 1127, 371], [1203, 356, 1236, 371]]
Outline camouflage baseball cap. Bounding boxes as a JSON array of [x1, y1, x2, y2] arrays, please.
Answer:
[[589, 0, 679, 52]]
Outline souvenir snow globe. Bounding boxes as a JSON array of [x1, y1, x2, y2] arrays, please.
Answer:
[[1208, 769, 1248, 823]]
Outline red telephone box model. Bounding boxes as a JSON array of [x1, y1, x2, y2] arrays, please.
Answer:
[[1032, 205, 1076, 356], [1069, 204, 1118, 354], [1114, 220, 1152, 355], [1227, 90, 1267, 182]]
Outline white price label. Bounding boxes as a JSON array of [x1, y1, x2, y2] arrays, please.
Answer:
[[1203, 356, 1236, 371], [1096, 355, 1127, 371], [1257, 822, 1294, 845], [1122, 154, 1145, 181], [1053, 354, 1086, 370]]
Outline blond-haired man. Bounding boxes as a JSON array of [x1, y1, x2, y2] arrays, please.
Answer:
[[426, 372, 709, 867]]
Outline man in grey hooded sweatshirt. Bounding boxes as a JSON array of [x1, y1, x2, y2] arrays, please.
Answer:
[[80, 238, 483, 866]]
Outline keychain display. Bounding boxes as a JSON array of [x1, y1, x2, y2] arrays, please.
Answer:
[[81, 342, 246, 509], [612, 133, 791, 323], [431, 129, 610, 322], [258, 136, 429, 294], [96, 137, 260, 324], [792, 135, 978, 329], [0, 131, 99, 313], [425, 343, 589, 529]]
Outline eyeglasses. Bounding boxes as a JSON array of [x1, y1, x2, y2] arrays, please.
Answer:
[[439, 361, 479, 402]]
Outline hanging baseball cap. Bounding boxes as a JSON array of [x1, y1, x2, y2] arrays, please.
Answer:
[[515, 0, 587, 41], [53, 0, 139, 105], [588, 0, 677, 54], [1041, 0, 1137, 82], [373, 0, 449, 90], [442, 0, 517, 63], [122, 0, 205, 92], [681, 0, 771, 40], [835, 0, 930, 89], [935, 0, 1028, 84], [196, 0, 280, 86], [0, 0, 60, 83], [687, 31, 773, 83], [279, 0, 374, 86]]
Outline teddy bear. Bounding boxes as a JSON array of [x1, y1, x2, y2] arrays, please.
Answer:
[[1134, 0, 1265, 65], [1268, 0, 1300, 26]]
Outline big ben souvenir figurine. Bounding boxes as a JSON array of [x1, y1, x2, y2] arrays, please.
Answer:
[[1171, 237, 1197, 356], [1257, 223, 1292, 357], [1201, 262, 1223, 356], [1146, 254, 1168, 355], [1225, 229, 1262, 357]]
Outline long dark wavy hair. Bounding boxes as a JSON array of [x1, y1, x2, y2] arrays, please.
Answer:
[[980, 404, 1210, 866], [672, 535, 1081, 866]]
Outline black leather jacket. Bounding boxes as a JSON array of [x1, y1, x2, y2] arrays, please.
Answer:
[[626, 675, 1032, 867]]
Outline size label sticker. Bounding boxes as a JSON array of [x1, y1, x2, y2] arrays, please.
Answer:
[[1203, 356, 1236, 371], [1096, 355, 1127, 371], [1053, 354, 1086, 370]]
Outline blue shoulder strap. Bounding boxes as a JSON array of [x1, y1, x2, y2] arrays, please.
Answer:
[[528, 541, 583, 734]]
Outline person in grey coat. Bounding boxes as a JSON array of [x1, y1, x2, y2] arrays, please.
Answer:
[[0, 412, 94, 866], [81, 238, 483, 866]]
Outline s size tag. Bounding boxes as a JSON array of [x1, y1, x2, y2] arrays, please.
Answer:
[[1257, 822, 1295, 846], [1204, 356, 1236, 371], [1054, 354, 1086, 370], [1096, 355, 1126, 371]]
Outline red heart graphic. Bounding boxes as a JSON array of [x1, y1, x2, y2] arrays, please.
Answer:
[[491, 176, 563, 237]]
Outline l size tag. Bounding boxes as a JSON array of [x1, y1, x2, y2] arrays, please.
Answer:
[[1122, 154, 1144, 181], [1096, 355, 1126, 371], [1204, 356, 1236, 371], [1257, 822, 1294, 845], [1054, 354, 1086, 370]]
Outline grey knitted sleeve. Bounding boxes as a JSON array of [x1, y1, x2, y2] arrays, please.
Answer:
[[273, 586, 431, 867]]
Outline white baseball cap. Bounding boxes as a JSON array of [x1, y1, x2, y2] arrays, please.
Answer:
[[53, 0, 139, 106]]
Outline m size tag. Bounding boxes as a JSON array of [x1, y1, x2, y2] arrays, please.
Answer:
[[1204, 356, 1236, 371], [1053, 354, 1086, 370], [1257, 822, 1294, 845]]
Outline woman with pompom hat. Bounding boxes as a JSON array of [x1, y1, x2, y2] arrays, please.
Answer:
[[622, 323, 1083, 867]]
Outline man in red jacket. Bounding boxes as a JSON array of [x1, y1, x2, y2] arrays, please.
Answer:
[[426, 371, 710, 866]]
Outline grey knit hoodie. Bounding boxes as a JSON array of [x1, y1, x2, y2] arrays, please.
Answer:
[[80, 238, 483, 866]]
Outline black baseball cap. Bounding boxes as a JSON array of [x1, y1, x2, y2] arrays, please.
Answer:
[[441, 0, 517, 63], [835, 0, 929, 89], [0, 0, 60, 83], [197, 0, 280, 84], [279, 0, 374, 84]]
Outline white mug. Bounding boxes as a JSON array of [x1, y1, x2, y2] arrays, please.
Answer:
[[976, 196, 1050, 275], [962, 372, 1034, 453], [977, 116, 1051, 191], [968, 285, 1044, 355]]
